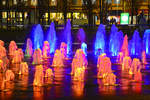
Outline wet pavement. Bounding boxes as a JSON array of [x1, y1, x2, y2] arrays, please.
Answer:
[[1, 53, 150, 100]]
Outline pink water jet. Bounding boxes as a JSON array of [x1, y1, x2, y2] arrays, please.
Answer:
[[52, 49, 64, 67], [117, 52, 124, 63], [97, 55, 112, 78], [25, 38, 33, 57], [102, 73, 116, 86], [5, 70, 15, 81], [42, 41, 50, 58], [122, 56, 132, 71], [121, 35, 129, 57], [71, 49, 88, 76], [32, 48, 43, 64], [12, 49, 22, 63], [142, 51, 147, 64], [0, 40, 4, 47], [45, 68, 54, 77], [9, 41, 18, 57], [33, 65, 44, 86], [19, 62, 29, 75], [129, 58, 141, 75], [18, 48, 24, 61], [60, 42, 67, 59]]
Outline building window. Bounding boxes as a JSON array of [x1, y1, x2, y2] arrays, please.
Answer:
[[114, 0, 120, 4], [106, 0, 112, 4], [2, 12, 7, 18], [2, 0, 6, 5], [51, 0, 57, 6], [31, 0, 37, 6], [14, 0, 17, 5]]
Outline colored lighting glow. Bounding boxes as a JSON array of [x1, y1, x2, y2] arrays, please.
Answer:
[[120, 13, 129, 24], [143, 29, 150, 55], [46, 22, 57, 54]]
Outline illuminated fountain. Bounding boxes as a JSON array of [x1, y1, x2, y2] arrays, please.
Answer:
[[42, 41, 50, 58], [33, 65, 44, 86], [109, 25, 123, 56], [71, 49, 88, 81], [143, 29, 150, 55], [129, 58, 141, 75], [32, 48, 43, 65], [102, 73, 116, 86], [81, 42, 87, 56], [12, 49, 22, 63], [142, 51, 147, 64], [5, 69, 15, 81], [9, 40, 18, 56], [122, 56, 132, 71], [46, 22, 57, 54], [95, 24, 106, 55], [62, 19, 72, 55], [121, 34, 129, 57], [60, 42, 67, 59], [77, 28, 87, 56], [97, 55, 112, 78], [117, 52, 124, 63], [52, 49, 64, 67], [31, 24, 44, 50], [97, 53, 106, 78], [0, 40, 4, 46], [129, 30, 142, 56], [19, 62, 29, 75], [18, 48, 24, 61], [25, 38, 33, 57], [45, 68, 54, 77]]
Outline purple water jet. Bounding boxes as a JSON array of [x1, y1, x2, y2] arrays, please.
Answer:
[[94, 24, 106, 55], [46, 22, 57, 54], [143, 29, 150, 55], [129, 30, 142, 56], [31, 24, 44, 50], [109, 24, 123, 56]]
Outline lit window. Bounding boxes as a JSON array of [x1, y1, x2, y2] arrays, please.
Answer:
[[2, 0, 6, 5], [114, 0, 120, 4], [14, 0, 17, 5], [2, 12, 7, 18], [51, 0, 57, 6], [31, 0, 37, 6]]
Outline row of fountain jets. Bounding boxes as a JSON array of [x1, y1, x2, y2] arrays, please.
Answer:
[[30, 19, 150, 57], [0, 19, 149, 87]]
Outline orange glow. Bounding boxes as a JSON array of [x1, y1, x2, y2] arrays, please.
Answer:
[[19, 62, 29, 75], [5, 70, 15, 81], [42, 41, 50, 58], [52, 49, 64, 67], [72, 81, 84, 97], [32, 49, 43, 64], [33, 65, 44, 86]]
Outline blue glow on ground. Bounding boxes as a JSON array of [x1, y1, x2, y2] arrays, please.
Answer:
[[31, 24, 44, 50], [143, 29, 150, 55], [94, 24, 105, 55], [129, 30, 142, 56], [46, 22, 57, 54], [109, 24, 123, 56]]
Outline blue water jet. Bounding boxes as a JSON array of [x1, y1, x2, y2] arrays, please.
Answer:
[[94, 24, 106, 55], [129, 30, 142, 56], [143, 29, 150, 55], [62, 19, 72, 55], [109, 25, 123, 56], [46, 22, 57, 54], [31, 24, 44, 50], [81, 42, 87, 56], [77, 28, 86, 43]]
